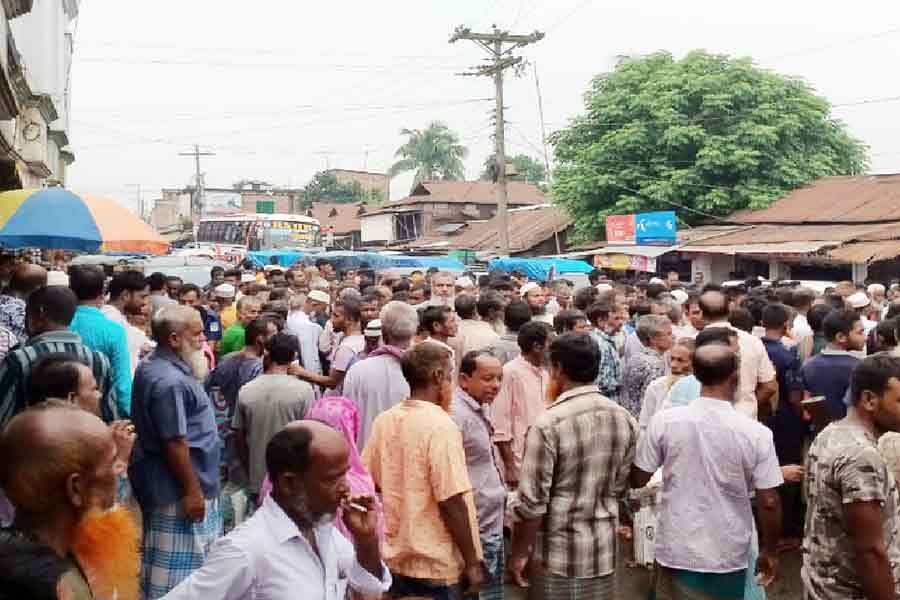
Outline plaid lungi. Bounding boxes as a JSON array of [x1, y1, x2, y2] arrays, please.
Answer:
[[141, 497, 223, 599], [527, 572, 615, 600]]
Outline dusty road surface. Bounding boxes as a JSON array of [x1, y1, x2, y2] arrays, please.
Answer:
[[504, 550, 803, 599]]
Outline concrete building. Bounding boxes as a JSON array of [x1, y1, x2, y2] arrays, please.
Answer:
[[0, 0, 77, 190]]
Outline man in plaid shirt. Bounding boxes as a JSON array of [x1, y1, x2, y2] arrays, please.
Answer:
[[509, 332, 639, 599]]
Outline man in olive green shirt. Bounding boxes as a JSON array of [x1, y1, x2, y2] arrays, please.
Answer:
[[218, 296, 261, 356]]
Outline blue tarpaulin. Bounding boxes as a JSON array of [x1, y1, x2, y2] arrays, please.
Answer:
[[488, 257, 592, 282]]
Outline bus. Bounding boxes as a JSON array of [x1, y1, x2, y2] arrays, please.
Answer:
[[193, 213, 322, 262]]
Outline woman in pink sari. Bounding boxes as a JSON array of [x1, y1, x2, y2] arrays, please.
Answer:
[[258, 396, 384, 543]]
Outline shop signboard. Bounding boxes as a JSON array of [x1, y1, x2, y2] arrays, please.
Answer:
[[635, 211, 676, 245], [605, 211, 676, 245], [605, 214, 636, 243], [594, 253, 657, 272]]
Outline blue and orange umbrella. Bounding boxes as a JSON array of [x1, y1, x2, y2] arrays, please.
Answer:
[[0, 188, 169, 254]]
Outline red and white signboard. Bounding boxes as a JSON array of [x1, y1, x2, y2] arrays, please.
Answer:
[[605, 214, 636, 244]]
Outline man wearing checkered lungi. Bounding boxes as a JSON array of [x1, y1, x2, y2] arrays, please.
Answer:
[[129, 305, 224, 599]]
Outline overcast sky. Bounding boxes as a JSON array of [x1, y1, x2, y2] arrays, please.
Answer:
[[67, 0, 900, 214]]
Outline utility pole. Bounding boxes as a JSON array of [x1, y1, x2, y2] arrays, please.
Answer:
[[450, 25, 544, 256], [178, 144, 215, 221]]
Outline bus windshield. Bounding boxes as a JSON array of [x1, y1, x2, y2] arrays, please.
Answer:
[[197, 215, 321, 250]]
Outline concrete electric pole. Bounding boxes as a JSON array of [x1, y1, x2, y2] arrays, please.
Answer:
[[178, 144, 215, 219], [450, 25, 544, 256]]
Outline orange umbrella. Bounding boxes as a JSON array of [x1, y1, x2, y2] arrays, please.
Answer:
[[0, 188, 169, 254]]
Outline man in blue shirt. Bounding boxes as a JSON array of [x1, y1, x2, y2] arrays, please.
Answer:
[[130, 304, 222, 599], [800, 308, 866, 424], [68, 265, 132, 416], [760, 303, 807, 549]]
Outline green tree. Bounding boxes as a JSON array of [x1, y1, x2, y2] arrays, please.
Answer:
[[300, 172, 386, 208], [388, 121, 468, 187], [551, 50, 868, 239], [481, 153, 548, 184]]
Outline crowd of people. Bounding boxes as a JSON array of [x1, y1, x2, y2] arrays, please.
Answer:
[[1, 255, 900, 600]]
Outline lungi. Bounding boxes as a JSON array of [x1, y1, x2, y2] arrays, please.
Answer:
[[140, 497, 223, 599], [652, 564, 746, 600], [527, 572, 615, 600]]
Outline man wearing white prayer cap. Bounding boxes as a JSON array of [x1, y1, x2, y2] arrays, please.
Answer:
[[521, 282, 552, 324]]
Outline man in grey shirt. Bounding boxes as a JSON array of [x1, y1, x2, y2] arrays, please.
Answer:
[[232, 333, 314, 496], [451, 350, 506, 600]]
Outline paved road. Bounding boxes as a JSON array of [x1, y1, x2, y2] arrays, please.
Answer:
[[505, 550, 803, 599]]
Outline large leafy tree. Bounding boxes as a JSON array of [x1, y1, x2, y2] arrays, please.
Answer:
[[551, 51, 868, 239], [302, 172, 384, 207], [481, 153, 547, 184], [389, 121, 468, 187]]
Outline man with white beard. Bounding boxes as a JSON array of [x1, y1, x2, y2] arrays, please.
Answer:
[[426, 271, 455, 308], [130, 304, 223, 599]]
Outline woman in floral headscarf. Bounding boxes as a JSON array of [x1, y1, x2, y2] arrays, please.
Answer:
[[258, 396, 384, 543]]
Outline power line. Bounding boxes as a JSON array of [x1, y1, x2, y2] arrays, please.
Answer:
[[75, 56, 466, 72], [764, 25, 900, 62]]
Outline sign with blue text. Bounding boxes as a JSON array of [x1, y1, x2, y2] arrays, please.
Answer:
[[635, 211, 676, 245]]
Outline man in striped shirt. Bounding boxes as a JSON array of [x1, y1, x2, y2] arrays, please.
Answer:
[[509, 332, 638, 599], [0, 285, 118, 429]]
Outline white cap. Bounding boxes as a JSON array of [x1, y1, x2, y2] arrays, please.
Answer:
[[848, 291, 870, 309], [520, 282, 540, 297], [649, 277, 666, 285], [364, 319, 382, 337], [264, 264, 282, 272], [595, 283, 613, 293], [241, 272, 256, 284], [46, 271, 69, 287], [455, 276, 474, 289], [214, 283, 236, 298], [308, 290, 331, 305], [670, 289, 689, 305]]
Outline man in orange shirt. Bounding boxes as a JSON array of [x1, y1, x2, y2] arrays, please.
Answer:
[[362, 341, 483, 600]]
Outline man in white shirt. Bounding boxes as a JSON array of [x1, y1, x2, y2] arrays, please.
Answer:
[[162, 420, 391, 600], [631, 344, 784, 599], [699, 290, 777, 420], [285, 293, 324, 377]]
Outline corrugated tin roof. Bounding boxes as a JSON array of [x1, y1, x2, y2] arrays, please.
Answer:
[[405, 204, 570, 253], [827, 240, 900, 264], [678, 241, 834, 255], [434, 223, 468, 234], [732, 175, 900, 224], [307, 202, 364, 234], [411, 180, 547, 205], [684, 223, 899, 246]]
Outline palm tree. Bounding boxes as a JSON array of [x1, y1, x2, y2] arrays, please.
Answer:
[[388, 121, 468, 187]]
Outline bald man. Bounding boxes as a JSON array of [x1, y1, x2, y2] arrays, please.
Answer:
[[0, 402, 140, 600], [0, 262, 47, 340], [632, 344, 783, 598], [163, 420, 390, 600], [699, 290, 777, 420]]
